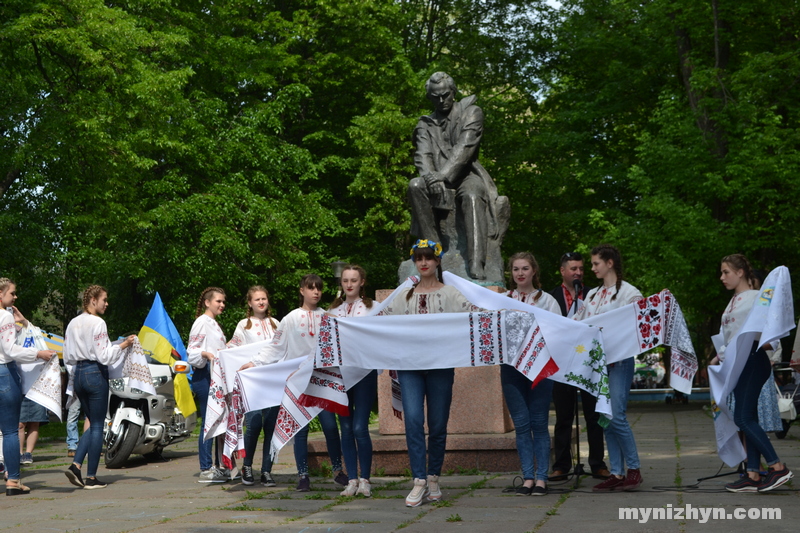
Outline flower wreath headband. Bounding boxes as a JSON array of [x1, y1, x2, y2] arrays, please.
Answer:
[[409, 239, 444, 258]]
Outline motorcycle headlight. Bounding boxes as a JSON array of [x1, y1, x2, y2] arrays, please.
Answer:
[[109, 379, 125, 392], [152, 375, 169, 387], [131, 387, 147, 395]]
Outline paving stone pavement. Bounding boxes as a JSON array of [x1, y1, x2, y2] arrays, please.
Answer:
[[1, 402, 798, 532]]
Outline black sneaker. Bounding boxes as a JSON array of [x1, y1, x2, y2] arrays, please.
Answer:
[[261, 472, 276, 487], [515, 485, 532, 496], [84, 477, 108, 490], [296, 475, 311, 492], [758, 466, 793, 492], [65, 464, 84, 488], [334, 470, 349, 486], [241, 465, 255, 486], [532, 485, 547, 496], [725, 475, 760, 493]]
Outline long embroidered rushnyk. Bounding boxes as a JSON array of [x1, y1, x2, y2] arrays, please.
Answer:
[[570, 289, 698, 395], [109, 337, 156, 396], [17, 323, 63, 419], [708, 266, 794, 466]]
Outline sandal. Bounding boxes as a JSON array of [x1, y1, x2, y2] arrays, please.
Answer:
[[6, 480, 31, 496]]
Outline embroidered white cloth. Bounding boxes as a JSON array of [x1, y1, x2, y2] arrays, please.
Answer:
[[109, 338, 156, 396], [708, 266, 795, 467], [575, 290, 698, 394], [207, 341, 303, 466], [17, 323, 62, 420]]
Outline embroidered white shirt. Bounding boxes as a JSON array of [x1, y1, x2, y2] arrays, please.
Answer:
[[63, 312, 125, 366], [227, 316, 280, 347], [506, 289, 561, 314], [383, 285, 478, 315], [252, 308, 325, 366], [329, 298, 372, 317], [187, 314, 227, 369], [0, 309, 38, 364], [581, 281, 643, 318]]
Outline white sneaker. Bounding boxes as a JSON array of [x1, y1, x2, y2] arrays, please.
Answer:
[[340, 479, 359, 496], [357, 478, 372, 498], [198, 468, 227, 483], [405, 478, 429, 507], [427, 474, 442, 501], [218, 467, 240, 481]]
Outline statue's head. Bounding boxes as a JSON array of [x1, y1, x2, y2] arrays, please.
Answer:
[[426, 72, 456, 115]]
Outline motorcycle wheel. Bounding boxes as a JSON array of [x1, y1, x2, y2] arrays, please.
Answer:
[[104, 420, 140, 469]]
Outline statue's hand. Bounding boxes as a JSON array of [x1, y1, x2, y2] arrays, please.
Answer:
[[423, 172, 445, 188]]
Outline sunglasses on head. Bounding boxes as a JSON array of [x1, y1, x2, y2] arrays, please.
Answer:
[[561, 252, 582, 262]]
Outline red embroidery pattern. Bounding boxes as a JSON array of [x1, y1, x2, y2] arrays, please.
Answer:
[[636, 294, 663, 350]]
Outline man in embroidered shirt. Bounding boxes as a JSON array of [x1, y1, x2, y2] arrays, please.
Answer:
[[408, 72, 502, 280], [549, 252, 610, 480]]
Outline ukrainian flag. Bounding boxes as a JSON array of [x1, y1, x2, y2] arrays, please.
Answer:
[[138, 293, 197, 416]]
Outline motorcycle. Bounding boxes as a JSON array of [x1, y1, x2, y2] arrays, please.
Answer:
[[103, 356, 196, 468]]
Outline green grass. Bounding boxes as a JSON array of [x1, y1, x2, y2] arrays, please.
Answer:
[[446, 514, 463, 522]]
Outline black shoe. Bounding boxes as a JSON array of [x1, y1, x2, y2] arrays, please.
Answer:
[[242, 465, 255, 486], [261, 472, 276, 487], [334, 471, 349, 486], [532, 485, 547, 496], [84, 477, 108, 490], [515, 485, 532, 496], [65, 464, 84, 488], [296, 475, 311, 492], [758, 466, 793, 492]]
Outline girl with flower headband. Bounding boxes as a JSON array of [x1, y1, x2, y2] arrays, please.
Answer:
[[383, 239, 481, 507], [240, 274, 346, 492], [502, 252, 560, 496], [328, 265, 376, 497], [227, 286, 281, 488]]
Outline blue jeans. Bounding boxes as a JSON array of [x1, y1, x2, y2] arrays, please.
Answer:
[[293, 410, 343, 477], [398, 368, 454, 479], [501, 366, 553, 481], [66, 399, 82, 450], [0, 362, 23, 481], [733, 347, 779, 472], [73, 360, 109, 478], [191, 366, 216, 471], [605, 358, 640, 475], [243, 407, 278, 472], [340, 370, 377, 480]]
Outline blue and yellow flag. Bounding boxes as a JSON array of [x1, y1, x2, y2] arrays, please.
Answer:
[[138, 293, 196, 417]]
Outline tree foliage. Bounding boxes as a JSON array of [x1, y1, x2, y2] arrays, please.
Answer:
[[1, 0, 798, 359]]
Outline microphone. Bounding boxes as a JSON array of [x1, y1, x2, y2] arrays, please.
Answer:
[[572, 279, 583, 294]]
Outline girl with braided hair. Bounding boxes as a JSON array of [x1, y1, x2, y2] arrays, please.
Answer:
[[188, 286, 231, 483], [63, 285, 135, 490], [579, 245, 645, 493], [227, 286, 281, 487]]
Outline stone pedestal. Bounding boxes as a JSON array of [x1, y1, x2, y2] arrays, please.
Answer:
[[377, 367, 513, 435]]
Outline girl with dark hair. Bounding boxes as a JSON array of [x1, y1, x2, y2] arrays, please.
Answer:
[[329, 265, 376, 497], [228, 286, 281, 487], [713, 254, 792, 492], [580, 245, 645, 492], [503, 252, 560, 496], [63, 285, 135, 490], [383, 239, 480, 507], [240, 274, 345, 492], [188, 286, 230, 483], [0, 278, 56, 495]]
